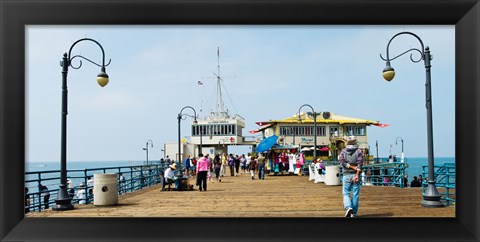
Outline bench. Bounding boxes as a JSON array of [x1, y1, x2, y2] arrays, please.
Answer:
[[160, 175, 174, 191]]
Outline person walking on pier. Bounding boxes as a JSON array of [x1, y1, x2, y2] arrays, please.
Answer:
[[184, 155, 192, 176], [339, 135, 363, 218], [196, 153, 209, 192], [257, 153, 266, 180], [249, 154, 257, 180], [228, 154, 235, 176], [234, 155, 241, 176], [246, 154, 252, 173], [240, 154, 246, 174], [213, 154, 222, 182], [221, 153, 227, 177]]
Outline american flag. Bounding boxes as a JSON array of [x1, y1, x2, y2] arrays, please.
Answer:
[[197, 80, 203, 85]]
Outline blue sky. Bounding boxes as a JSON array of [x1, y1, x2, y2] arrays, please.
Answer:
[[26, 25, 455, 162]]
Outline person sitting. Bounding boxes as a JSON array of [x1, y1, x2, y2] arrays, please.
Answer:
[[76, 183, 87, 204], [410, 176, 422, 187], [163, 163, 179, 190], [315, 159, 325, 174]]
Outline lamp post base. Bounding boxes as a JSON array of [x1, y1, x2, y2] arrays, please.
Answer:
[[52, 186, 74, 211], [52, 198, 74, 211], [421, 182, 445, 208]]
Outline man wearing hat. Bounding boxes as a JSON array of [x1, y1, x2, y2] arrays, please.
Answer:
[[164, 163, 179, 190], [339, 135, 363, 218], [76, 183, 87, 204]]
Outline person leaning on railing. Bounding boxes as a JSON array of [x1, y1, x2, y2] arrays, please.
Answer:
[[24, 187, 30, 213]]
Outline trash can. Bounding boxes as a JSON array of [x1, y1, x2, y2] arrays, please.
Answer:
[[93, 174, 118, 206], [325, 165, 341, 186]]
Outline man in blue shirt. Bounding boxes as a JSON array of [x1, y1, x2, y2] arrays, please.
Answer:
[[184, 155, 191, 176]]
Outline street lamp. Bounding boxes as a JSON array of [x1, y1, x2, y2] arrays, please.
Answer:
[[198, 122, 203, 155], [389, 144, 393, 161], [143, 139, 153, 166], [53, 38, 110, 211], [380, 31, 443, 207], [396, 137, 404, 163], [297, 104, 318, 160], [178, 106, 197, 176]]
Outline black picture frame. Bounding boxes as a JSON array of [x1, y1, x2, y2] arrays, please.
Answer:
[[1, 0, 478, 241]]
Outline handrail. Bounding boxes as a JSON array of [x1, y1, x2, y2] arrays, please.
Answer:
[[421, 162, 455, 206], [25, 162, 169, 212]]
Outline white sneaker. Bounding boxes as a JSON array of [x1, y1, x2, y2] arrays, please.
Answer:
[[345, 208, 353, 218]]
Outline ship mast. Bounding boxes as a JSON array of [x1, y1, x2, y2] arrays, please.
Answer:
[[213, 47, 227, 118]]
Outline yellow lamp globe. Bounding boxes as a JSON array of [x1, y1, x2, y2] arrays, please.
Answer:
[[382, 65, 395, 82], [97, 71, 109, 87]]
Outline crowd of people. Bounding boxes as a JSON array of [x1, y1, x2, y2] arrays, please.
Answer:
[[159, 152, 280, 192]]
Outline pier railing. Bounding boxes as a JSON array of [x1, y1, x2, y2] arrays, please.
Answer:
[[422, 162, 456, 206], [25, 162, 170, 212], [307, 160, 409, 188]]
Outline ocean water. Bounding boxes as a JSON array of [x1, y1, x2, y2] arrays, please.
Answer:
[[398, 157, 455, 178]]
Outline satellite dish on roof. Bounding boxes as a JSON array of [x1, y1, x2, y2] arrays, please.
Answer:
[[322, 112, 331, 119]]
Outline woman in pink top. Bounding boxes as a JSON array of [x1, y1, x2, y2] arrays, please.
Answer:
[[196, 153, 209, 192]]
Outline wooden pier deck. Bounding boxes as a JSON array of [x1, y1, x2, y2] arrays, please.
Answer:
[[27, 173, 455, 218]]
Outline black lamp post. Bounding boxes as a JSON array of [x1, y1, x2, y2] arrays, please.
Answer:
[[292, 127, 296, 145], [199, 124, 203, 155], [178, 106, 197, 176], [389, 144, 393, 160], [53, 38, 110, 211], [396, 137, 404, 163], [143, 139, 153, 166], [297, 104, 318, 160], [380, 31, 443, 207]]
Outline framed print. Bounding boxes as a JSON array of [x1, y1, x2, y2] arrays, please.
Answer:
[[1, 0, 479, 241]]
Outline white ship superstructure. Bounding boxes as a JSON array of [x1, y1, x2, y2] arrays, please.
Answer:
[[184, 48, 252, 156]]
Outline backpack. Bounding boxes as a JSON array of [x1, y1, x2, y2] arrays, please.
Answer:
[[344, 148, 360, 166]]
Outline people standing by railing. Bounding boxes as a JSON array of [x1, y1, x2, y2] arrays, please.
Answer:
[[39, 184, 50, 210], [87, 176, 94, 196], [25, 187, 30, 213], [119, 173, 126, 193], [410, 176, 421, 187], [76, 183, 87, 204]]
